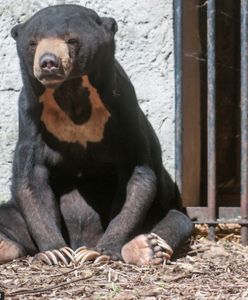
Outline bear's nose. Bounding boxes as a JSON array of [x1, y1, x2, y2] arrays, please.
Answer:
[[39, 53, 60, 70]]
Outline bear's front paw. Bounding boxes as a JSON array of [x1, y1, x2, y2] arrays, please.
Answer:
[[34, 246, 110, 266]]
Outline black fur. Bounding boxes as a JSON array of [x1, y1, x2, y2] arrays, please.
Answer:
[[0, 5, 193, 261]]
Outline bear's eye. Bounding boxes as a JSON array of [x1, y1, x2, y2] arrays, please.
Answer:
[[29, 40, 37, 48], [67, 38, 79, 46]]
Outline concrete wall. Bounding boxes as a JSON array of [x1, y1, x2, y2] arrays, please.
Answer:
[[0, 0, 175, 202]]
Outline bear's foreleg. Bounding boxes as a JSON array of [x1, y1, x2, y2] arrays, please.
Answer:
[[13, 143, 66, 251], [96, 166, 157, 260], [60, 189, 104, 250]]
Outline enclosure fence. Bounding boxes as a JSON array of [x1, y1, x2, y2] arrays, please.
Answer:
[[174, 0, 248, 245]]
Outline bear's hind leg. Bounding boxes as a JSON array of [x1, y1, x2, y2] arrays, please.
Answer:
[[0, 234, 25, 264], [122, 210, 193, 265], [0, 201, 37, 264]]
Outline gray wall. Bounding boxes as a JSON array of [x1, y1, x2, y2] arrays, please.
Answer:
[[0, 0, 175, 202]]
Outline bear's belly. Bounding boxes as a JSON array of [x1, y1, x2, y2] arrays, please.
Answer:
[[39, 75, 111, 147]]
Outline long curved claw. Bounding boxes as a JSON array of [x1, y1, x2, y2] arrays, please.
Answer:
[[43, 250, 59, 265], [34, 252, 53, 265], [74, 247, 110, 264], [52, 249, 70, 265], [34, 246, 110, 266], [62, 246, 75, 255], [74, 246, 87, 253], [94, 255, 110, 264], [74, 247, 89, 262], [33, 247, 76, 266], [150, 232, 174, 260], [75, 249, 100, 264], [60, 247, 75, 264], [79, 251, 100, 264]]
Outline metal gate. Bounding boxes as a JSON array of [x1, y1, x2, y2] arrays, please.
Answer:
[[174, 0, 248, 245]]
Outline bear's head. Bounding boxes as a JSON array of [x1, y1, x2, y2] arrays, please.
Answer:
[[11, 5, 118, 88]]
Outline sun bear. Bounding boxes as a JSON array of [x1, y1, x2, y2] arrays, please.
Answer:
[[0, 4, 193, 265]]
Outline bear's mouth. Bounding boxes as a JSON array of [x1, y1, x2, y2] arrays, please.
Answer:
[[37, 73, 66, 88]]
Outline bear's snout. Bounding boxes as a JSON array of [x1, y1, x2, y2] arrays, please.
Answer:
[[39, 53, 60, 71], [33, 38, 73, 88]]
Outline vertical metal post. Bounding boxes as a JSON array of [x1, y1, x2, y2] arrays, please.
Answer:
[[174, 0, 183, 194], [240, 0, 248, 246], [207, 0, 216, 240]]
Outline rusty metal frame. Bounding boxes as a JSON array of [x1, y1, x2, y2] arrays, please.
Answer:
[[186, 207, 248, 225], [174, 0, 248, 245], [174, 0, 183, 194], [207, 0, 216, 241], [240, 0, 248, 245]]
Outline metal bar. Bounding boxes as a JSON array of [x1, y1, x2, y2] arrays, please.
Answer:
[[207, 0, 216, 241], [240, 0, 248, 246], [174, 0, 183, 194], [187, 207, 242, 222]]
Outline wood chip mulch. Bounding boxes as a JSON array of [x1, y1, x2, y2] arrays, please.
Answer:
[[0, 224, 248, 300]]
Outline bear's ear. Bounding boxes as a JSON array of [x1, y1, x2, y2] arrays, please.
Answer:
[[11, 24, 22, 40], [101, 17, 118, 35]]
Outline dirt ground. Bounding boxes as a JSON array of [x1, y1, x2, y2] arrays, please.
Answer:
[[0, 225, 248, 300]]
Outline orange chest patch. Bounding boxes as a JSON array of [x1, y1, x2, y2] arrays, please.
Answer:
[[39, 75, 111, 147]]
